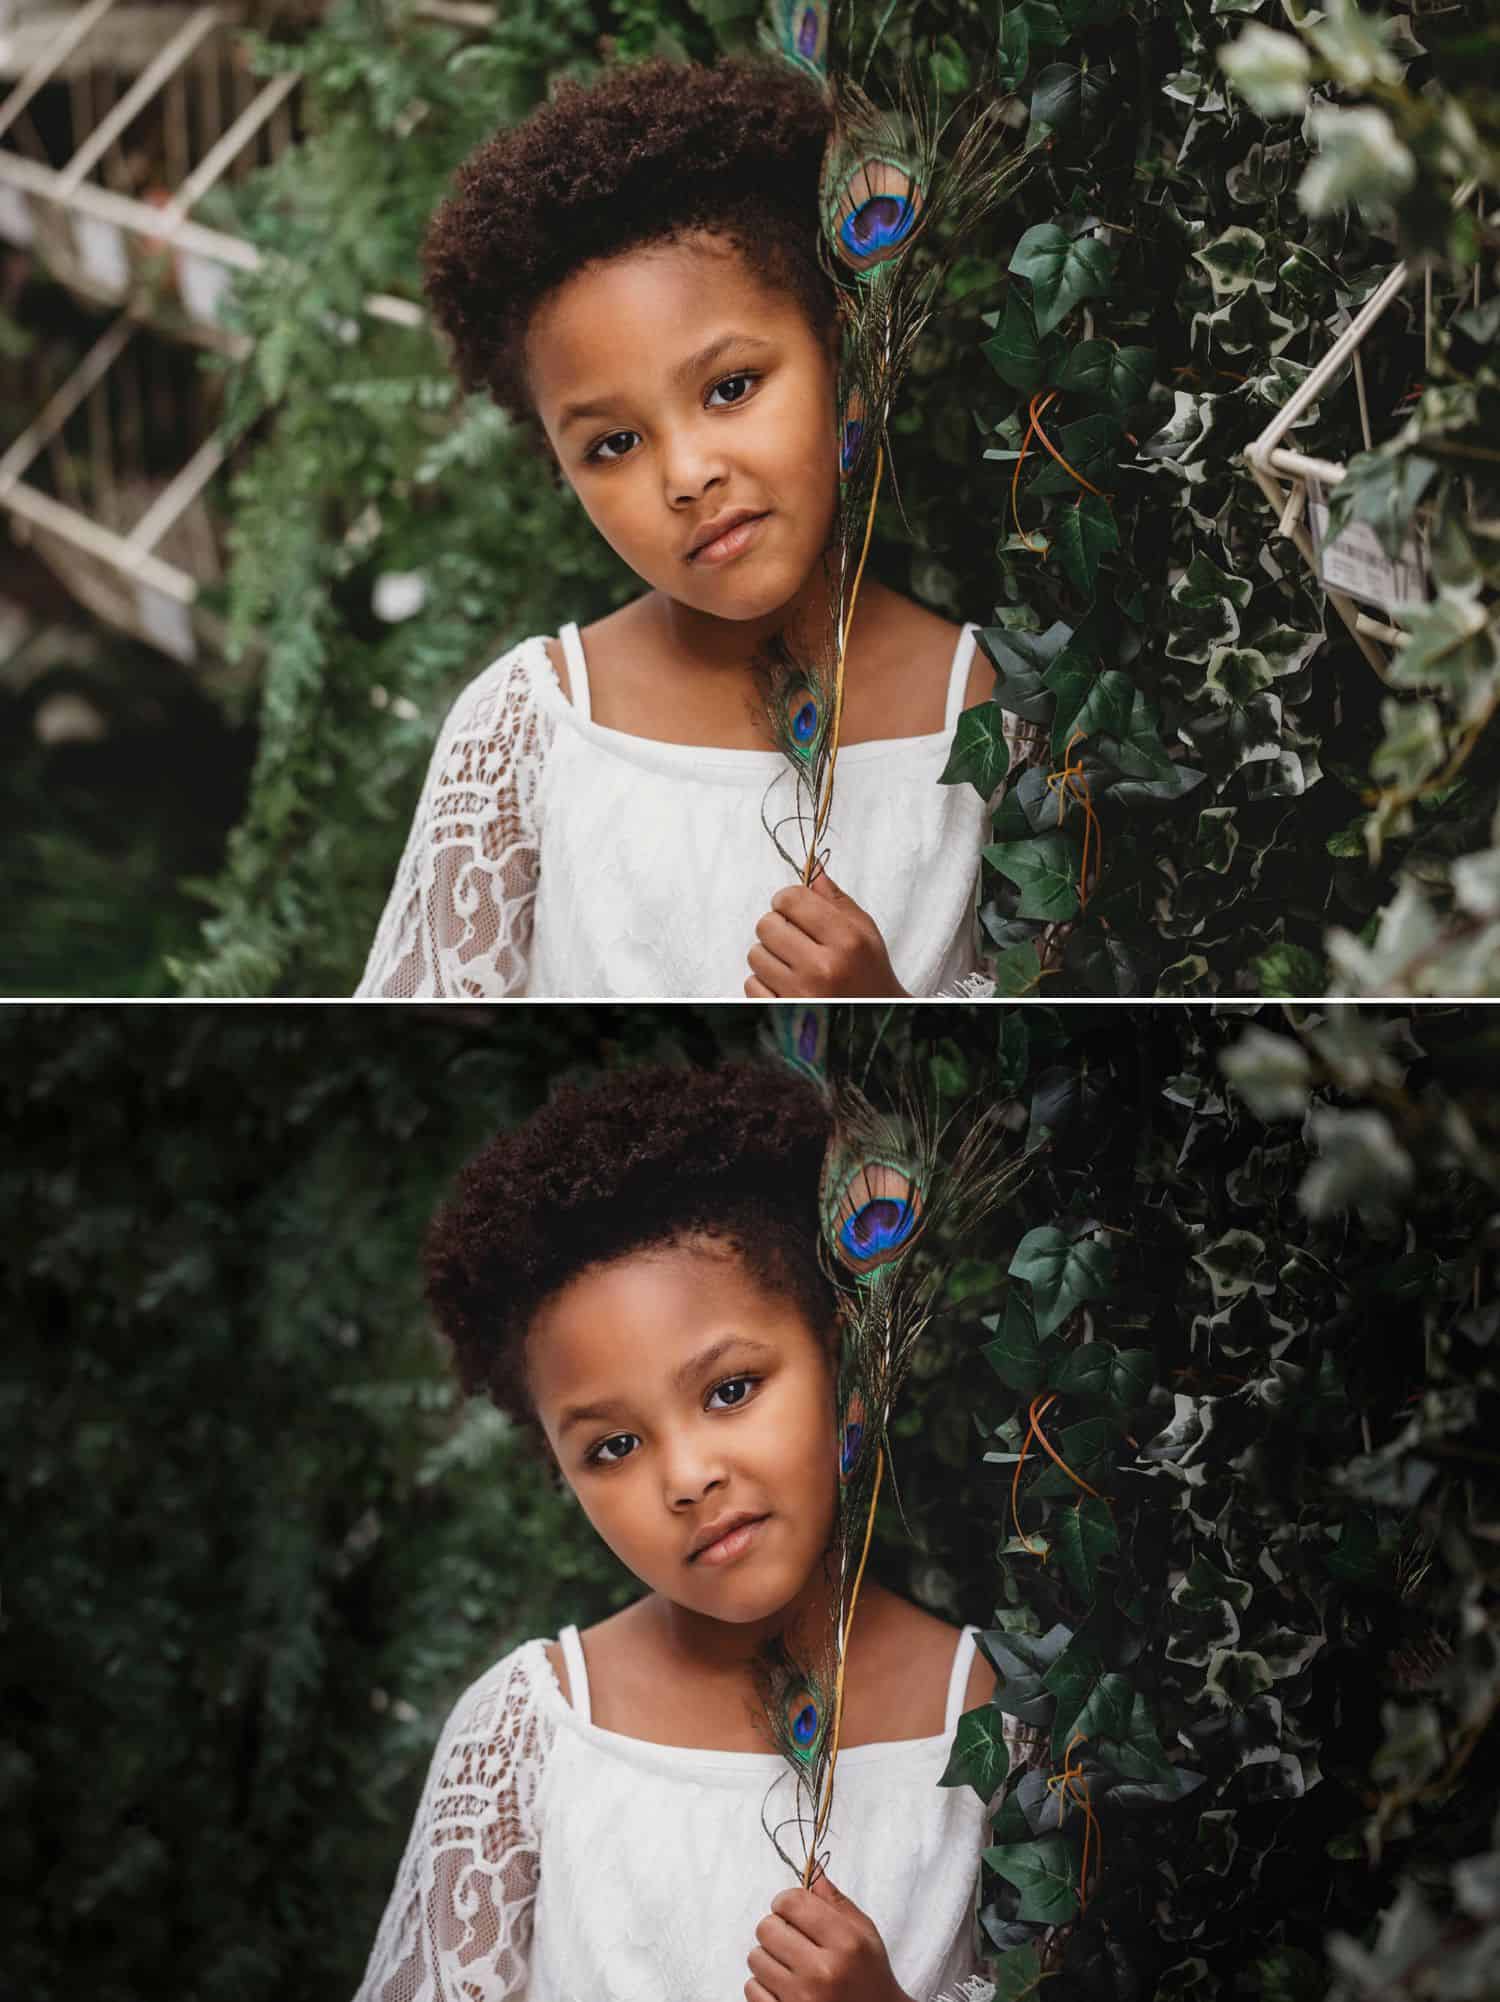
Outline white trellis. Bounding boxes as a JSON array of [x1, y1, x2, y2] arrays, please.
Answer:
[[0, 0, 484, 665], [1244, 180, 1485, 680]]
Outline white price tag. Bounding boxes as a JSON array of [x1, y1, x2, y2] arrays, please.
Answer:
[[0, 182, 34, 247], [71, 214, 130, 293], [1307, 476, 1428, 615], [136, 582, 196, 663]]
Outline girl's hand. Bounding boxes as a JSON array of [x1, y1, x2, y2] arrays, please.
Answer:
[[744, 869, 909, 998], [745, 1868, 912, 2002]]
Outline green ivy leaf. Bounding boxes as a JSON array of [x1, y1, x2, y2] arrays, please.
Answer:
[[979, 621, 1074, 722], [939, 1702, 1013, 1799], [982, 1291, 1046, 1392], [1009, 1225, 1112, 1334], [1009, 224, 1114, 338], [940, 702, 1013, 797], [982, 1624, 1072, 1727], [996, 1011, 1031, 1099], [1027, 413, 1123, 495], [1043, 1634, 1132, 1759], [1053, 496, 1120, 599], [985, 832, 1083, 922], [996, 7, 1031, 91], [983, 1836, 1082, 1924], [991, 1944, 1048, 2002], [1324, 450, 1439, 563], [1053, 340, 1155, 417], [1052, 1494, 1120, 1598], [1051, 1342, 1155, 1416], [982, 291, 1048, 393], [1030, 60, 1110, 132], [1015, 0, 1068, 45]]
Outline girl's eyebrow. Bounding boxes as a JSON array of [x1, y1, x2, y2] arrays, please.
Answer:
[[558, 331, 774, 432], [558, 1334, 778, 1435]]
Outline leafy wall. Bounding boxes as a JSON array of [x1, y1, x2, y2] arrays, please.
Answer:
[[5, 1002, 1496, 1999], [155, 0, 1496, 997]]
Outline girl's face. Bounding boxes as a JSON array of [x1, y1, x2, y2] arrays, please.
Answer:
[[527, 1237, 841, 1646], [525, 233, 842, 628]]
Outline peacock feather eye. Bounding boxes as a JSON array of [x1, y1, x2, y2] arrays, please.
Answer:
[[787, 1685, 822, 1762], [795, 1009, 825, 1066], [776, 0, 827, 79], [827, 1157, 924, 1276], [838, 386, 867, 479], [787, 684, 821, 761], [839, 1388, 867, 1481], [829, 156, 923, 273]]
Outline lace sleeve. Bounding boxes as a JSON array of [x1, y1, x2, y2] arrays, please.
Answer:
[[355, 645, 555, 998], [351, 1647, 554, 2002]]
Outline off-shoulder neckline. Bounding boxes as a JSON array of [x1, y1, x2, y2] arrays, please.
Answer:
[[517, 626, 981, 776], [525, 1628, 979, 1779]]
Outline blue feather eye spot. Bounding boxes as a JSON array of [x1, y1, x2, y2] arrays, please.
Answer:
[[840, 416, 865, 478], [792, 695, 819, 749], [831, 157, 923, 273], [796, 1010, 823, 1064], [828, 1160, 924, 1276], [839, 1391, 866, 1480], [787, 1687, 821, 1760], [778, 0, 826, 74]]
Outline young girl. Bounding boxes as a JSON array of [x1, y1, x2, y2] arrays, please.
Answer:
[[351, 1060, 1043, 2002], [353, 51, 1045, 1001]]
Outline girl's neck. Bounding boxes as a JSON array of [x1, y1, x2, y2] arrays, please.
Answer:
[[641, 569, 899, 683], [637, 1569, 894, 1684]]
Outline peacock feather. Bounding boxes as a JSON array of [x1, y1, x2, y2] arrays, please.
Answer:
[[755, 0, 1031, 881], [748, 1048, 1036, 1885]]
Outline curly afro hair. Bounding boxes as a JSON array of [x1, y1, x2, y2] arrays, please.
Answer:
[[420, 51, 839, 449], [424, 1059, 840, 1480]]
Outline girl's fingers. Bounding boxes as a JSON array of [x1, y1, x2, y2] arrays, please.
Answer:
[[754, 909, 809, 962], [769, 884, 844, 945], [743, 975, 776, 999], [746, 943, 794, 995]]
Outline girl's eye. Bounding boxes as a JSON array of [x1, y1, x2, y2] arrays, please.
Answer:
[[584, 372, 761, 466], [584, 1374, 762, 1468]]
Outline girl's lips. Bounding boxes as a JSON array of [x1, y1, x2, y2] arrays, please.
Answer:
[[692, 1515, 769, 1566], [691, 513, 769, 566]]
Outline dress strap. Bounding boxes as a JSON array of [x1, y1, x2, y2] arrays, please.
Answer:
[[943, 622, 980, 736], [943, 1625, 979, 1736], [557, 1622, 593, 1723], [556, 621, 592, 721]]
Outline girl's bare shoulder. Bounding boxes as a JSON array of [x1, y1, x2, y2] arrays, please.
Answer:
[[862, 1587, 997, 1732], [849, 587, 990, 737]]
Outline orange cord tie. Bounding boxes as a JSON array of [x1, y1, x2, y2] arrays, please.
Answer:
[[1047, 1729, 1104, 1913], [1010, 392, 1052, 552], [1011, 390, 1118, 555], [1045, 728, 1104, 914], [1027, 391, 1109, 499], [1009, 1392, 1116, 1556]]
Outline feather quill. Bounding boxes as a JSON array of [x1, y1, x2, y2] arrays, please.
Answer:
[[751, 1022, 1035, 1887], [757, 1, 1030, 879]]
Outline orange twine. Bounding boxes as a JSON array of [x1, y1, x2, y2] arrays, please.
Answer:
[[1009, 1392, 1115, 1556], [1010, 390, 1113, 553], [1045, 728, 1104, 914], [1047, 1729, 1104, 1913]]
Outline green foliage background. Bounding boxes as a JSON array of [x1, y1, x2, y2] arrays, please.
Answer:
[[5, 1001, 1497, 2000], [143, 0, 1497, 998]]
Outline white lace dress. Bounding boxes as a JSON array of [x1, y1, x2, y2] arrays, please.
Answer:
[[352, 1622, 1034, 2002], [355, 621, 1041, 1000]]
